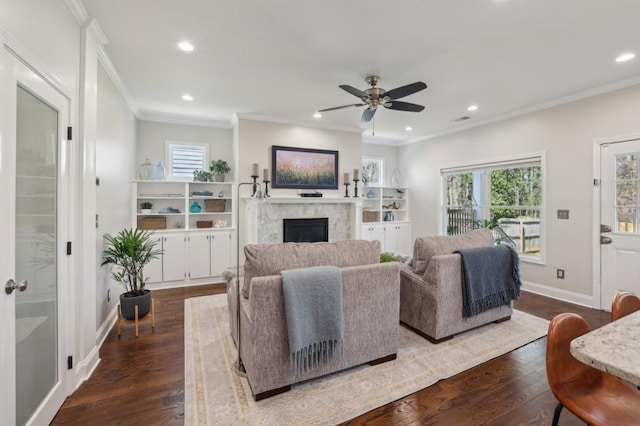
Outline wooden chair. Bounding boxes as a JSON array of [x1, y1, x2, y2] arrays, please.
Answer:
[[546, 313, 640, 425], [612, 291, 640, 321]]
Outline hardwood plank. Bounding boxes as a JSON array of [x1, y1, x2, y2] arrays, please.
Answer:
[[53, 287, 608, 425]]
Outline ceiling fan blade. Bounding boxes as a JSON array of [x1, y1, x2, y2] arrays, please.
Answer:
[[339, 84, 370, 99], [384, 101, 425, 112], [361, 107, 377, 123], [383, 82, 427, 100], [318, 103, 366, 112]]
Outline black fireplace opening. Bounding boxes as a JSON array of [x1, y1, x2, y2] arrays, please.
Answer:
[[283, 218, 329, 243]]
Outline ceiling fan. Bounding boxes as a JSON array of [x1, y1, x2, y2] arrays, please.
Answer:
[[319, 76, 427, 123]]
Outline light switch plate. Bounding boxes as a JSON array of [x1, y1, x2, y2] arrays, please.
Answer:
[[557, 209, 569, 219]]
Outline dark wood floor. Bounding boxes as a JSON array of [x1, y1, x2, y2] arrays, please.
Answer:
[[52, 286, 610, 425]]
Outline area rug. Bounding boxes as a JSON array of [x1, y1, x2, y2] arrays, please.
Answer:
[[185, 294, 548, 425]]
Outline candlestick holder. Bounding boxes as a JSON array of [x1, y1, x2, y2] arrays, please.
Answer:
[[262, 180, 271, 197], [251, 175, 258, 196], [343, 182, 350, 198], [353, 179, 360, 198]]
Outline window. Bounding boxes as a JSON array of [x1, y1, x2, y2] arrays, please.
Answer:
[[362, 157, 384, 186], [165, 141, 208, 180], [441, 154, 545, 262]]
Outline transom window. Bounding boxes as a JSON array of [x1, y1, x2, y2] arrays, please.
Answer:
[[165, 141, 208, 180], [441, 154, 545, 262]]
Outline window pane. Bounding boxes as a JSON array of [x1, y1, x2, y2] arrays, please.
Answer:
[[616, 153, 638, 180], [170, 144, 206, 178], [490, 166, 541, 207], [616, 180, 638, 206], [445, 173, 473, 206], [617, 207, 638, 233], [490, 209, 541, 255]]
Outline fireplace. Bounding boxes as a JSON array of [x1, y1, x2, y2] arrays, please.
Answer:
[[283, 218, 329, 243]]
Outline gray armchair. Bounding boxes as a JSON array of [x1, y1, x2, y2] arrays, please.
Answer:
[[400, 228, 513, 343]]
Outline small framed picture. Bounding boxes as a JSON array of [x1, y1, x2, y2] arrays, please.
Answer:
[[362, 158, 384, 186]]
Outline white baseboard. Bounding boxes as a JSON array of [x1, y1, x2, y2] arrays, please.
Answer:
[[96, 304, 118, 348], [73, 345, 100, 390], [521, 280, 594, 308]]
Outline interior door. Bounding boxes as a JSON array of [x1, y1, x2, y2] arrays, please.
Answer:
[[0, 50, 70, 425], [600, 139, 640, 311]]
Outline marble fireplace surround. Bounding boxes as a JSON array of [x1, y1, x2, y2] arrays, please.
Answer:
[[244, 197, 363, 245]]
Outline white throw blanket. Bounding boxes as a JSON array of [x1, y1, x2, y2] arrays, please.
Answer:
[[281, 265, 344, 377]]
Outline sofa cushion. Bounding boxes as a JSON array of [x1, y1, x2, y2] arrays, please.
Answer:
[[242, 239, 381, 298], [412, 228, 494, 274]]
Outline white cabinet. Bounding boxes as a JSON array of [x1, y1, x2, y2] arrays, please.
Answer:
[[360, 222, 412, 255], [162, 234, 187, 282], [187, 234, 211, 279], [210, 230, 232, 277], [144, 235, 163, 284]]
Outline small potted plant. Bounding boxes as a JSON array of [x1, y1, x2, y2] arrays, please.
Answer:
[[101, 228, 162, 320], [193, 169, 212, 182], [140, 201, 153, 214], [210, 159, 231, 182]]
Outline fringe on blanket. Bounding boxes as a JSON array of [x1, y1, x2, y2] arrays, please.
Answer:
[[291, 339, 342, 378]]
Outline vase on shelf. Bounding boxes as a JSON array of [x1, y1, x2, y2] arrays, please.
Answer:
[[390, 168, 403, 187], [137, 158, 154, 180], [153, 162, 166, 181], [190, 201, 202, 213]]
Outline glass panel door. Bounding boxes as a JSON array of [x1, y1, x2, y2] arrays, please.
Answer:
[[15, 86, 58, 425]]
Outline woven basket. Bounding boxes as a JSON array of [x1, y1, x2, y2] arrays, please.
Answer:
[[205, 199, 226, 212], [362, 211, 378, 223], [196, 220, 213, 228], [140, 217, 166, 230]]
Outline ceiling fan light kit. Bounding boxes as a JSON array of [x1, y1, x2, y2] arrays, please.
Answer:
[[320, 75, 427, 123]]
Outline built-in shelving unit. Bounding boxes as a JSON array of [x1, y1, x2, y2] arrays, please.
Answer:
[[361, 186, 409, 223]]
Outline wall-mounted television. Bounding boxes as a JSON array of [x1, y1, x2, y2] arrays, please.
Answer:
[[271, 145, 339, 190]]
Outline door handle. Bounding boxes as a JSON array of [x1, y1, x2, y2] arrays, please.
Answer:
[[600, 236, 613, 245], [5, 279, 28, 295], [600, 224, 612, 233]]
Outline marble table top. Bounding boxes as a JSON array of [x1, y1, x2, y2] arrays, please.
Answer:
[[570, 311, 640, 387]]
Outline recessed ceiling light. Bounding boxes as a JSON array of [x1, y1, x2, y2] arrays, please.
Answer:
[[178, 41, 194, 52], [467, 104, 478, 111], [181, 94, 193, 101], [313, 112, 322, 118], [616, 52, 635, 63], [405, 126, 413, 131]]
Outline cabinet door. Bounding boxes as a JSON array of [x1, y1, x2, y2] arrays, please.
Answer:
[[210, 231, 232, 276], [162, 234, 187, 282], [187, 234, 211, 279], [361, 224, 385, 247], [383, 225, 396, 253], [143, 236, 163, 283], [395, 223, 412, 255]]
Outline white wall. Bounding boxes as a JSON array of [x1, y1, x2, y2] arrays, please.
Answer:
[[95, 63, 136, 330], [136, 120, 233, 176], [400, 83, 640, 302], [362, 143, 400, 187]]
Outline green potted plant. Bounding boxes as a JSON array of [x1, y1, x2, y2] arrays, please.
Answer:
[[101, 228, 162, 320], [193, 169, 212, 182], [140, 201, 153, 214], [210, 159, 231, 182]]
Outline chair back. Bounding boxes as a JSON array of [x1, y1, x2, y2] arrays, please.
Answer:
[[612, 291, 640, 321], [545, 313, 599, 397]]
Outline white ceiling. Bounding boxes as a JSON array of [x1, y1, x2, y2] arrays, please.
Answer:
[[82, 0, 640, 144]]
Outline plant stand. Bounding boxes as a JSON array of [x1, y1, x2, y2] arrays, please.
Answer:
[[117, 298, 155, 337]]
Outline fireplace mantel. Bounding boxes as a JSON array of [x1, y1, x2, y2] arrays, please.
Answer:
[[244, 197, 363, 244]]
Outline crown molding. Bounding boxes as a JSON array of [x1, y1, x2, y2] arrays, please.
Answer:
[[236, 113, 363, 134], [137, 111, 233, 128], [86, 18, 108, 46], [95, 34, 139, 117], [65, 0, 90, 26], [403, 75, 640, 146]]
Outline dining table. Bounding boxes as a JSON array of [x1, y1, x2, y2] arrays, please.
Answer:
[[570, 310, 640, 387]]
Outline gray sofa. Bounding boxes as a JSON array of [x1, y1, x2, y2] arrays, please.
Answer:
[[400, 228, 513, 343], [227, 239, 400, 400]]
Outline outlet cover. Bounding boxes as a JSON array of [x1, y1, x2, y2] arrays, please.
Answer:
[[557, 209, 569, 219], [557, 269, 565, 279]]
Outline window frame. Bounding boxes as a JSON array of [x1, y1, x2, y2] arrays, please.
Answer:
[[165, 141, 209, 181], [439, 152, 546, 265]]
